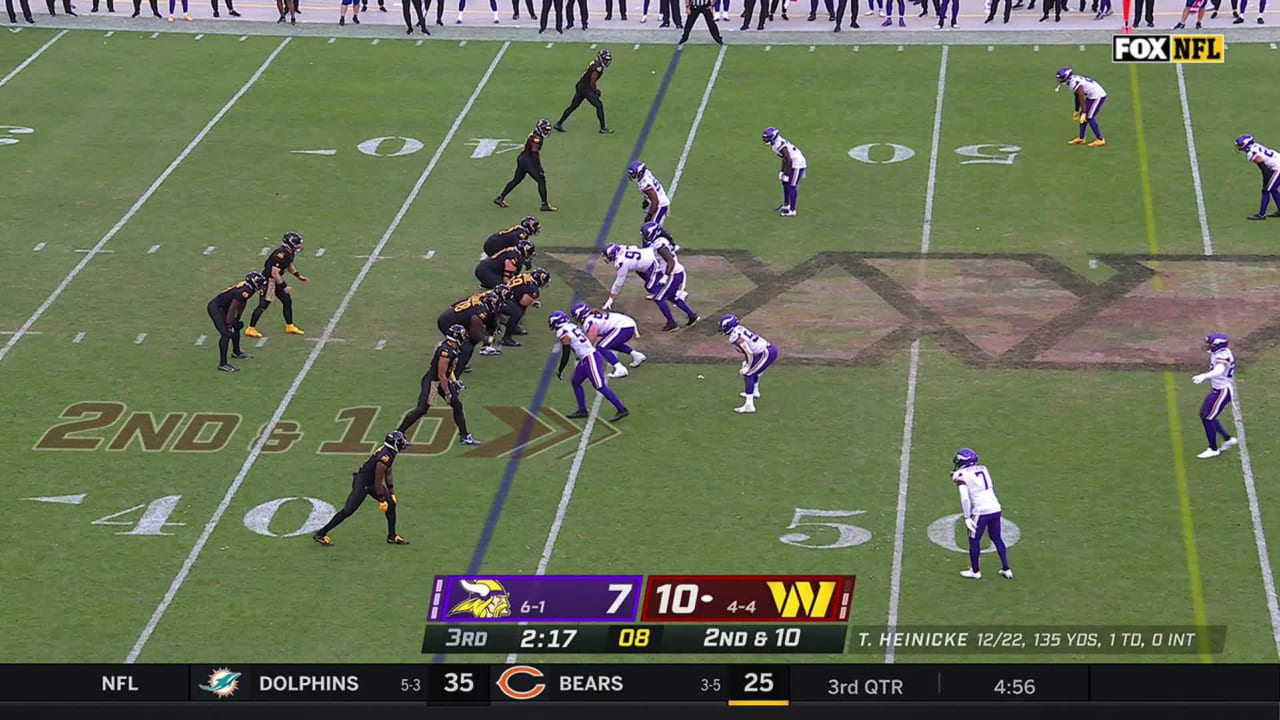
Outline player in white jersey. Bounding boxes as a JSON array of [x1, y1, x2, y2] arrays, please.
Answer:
[[550, 311, 629, 422], [627, 160, 671, 226], [762, 127, 807, 217], [1192, 333, 1239, 458], [951, 448, 1013, 580], [570, 302, 646, 378], [1235, 134, 1280, 221], [717, 314, 778, 414], [641, 222, 700, 332], [1057, 67, 1107, 148], [601, 242, 659, 311]]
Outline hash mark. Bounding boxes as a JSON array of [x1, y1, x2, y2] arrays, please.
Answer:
[[195, 34, 203, 40], [372, 39, 380, 45], [416, 40, 423, 46], [260, 246, 270, 255], [590, 43, 597, 49], [240, 35, 248, 41], [460, 39, 468, 46], [256, 337, 267, 348], [73, 332, 85, 344], [135, 333, 147, 345], [987, 45, 993, 52], [546, 42, 554, 48], [765, 45, 772, 51], [315, 248, 326, 257], [148, 244, 160, 254], [1034, 45, 1040, 52], [1271, 43, 1277, 49], [633, 43, 639, 49], [1079, 44, 1085, 52], [194, 334, 206, 346], [425, 249, 436, 259], [151, 32, 159, 38], [854, 45, 860, 52], [374, 339, 387, 350], [897, 45, 904, 52], [203, 245, 216, 256], [809, 45, 815, 52], [105, 31, 114, 37], [32, 242, 45, 252], [329, 37, 336, 44]]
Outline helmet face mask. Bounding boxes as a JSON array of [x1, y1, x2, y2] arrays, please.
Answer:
[[282, 232, 304, 251], [531, 268, 551, 287], [627, 161, 646, 181], [385, 430, 410, 452], [520, 216, 540, 235], [446, 323, 467, 344]]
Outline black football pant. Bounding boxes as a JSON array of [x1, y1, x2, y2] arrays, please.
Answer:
[[132, 0, 159, 14], [985, 0, 1009, 20], [660, 0, 681, 24], [44, 0, 71, 12], [499, 154, 549, 205], [512, 0, 536, 15], [403, 0, 425, 25], [1040, 0, 1062, 18], [767, 0, 784, 17], [91, 0, 115, 10], [1132, 0, 1152, 21], [398, 375, 471, 437], [501, 301, 528, 339], [475, 261, 505, 289], [210, 0, 236, 13], [539, 0, 562, 29], [565, 0, 586, 25], [206, 301, 243, 367], [605, 0, 625, 16], [833, 0, 859, 27], [317, 475, 396, 539], [739, 0, 763, 26], [7, 0, 34, 19], [557, 87, 607, 131], [679, 5, 722, 41], [248, 282, 295, 328]]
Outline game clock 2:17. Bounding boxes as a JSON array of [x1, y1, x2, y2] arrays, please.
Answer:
[[992, 678, 1036, 696]]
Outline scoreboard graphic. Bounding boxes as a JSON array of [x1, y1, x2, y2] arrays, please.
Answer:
[[423, 574, 857, 655]]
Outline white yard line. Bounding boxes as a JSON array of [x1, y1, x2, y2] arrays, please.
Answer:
[[885, 44, 948, 665], [506, 43, 729, 666], [0, 38, 292, 364], [0, 29, 67, 89], [1177, 63, 1280, 657], [124, 42, 511, 664]]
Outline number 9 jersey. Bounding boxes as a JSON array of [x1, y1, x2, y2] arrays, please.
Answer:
[[951, 464, 1002, 516]]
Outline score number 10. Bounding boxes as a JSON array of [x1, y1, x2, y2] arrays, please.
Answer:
[[653, 583, 703, 615]]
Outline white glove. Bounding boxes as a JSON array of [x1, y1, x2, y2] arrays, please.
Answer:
[[532, 300, 542, 308], [778, 172, 786, 182], [1192, 374, 1206, 385], [740, 362, 750, 376], [602, 298, 614, 311], [964, 517, 978, 536]]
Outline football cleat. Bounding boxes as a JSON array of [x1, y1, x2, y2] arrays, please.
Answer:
[[1222, 438, 1239, 451], [387, 535, 411, 545], [385, 430, 411, 452], [460, 434, 482, 446], [734, 403, 756, 414], [762, 126, 779, 144], [312, 532, 333, 546], [1088, 139, 1107, 147], [626, 160, 647, 181], [661, 321, 679, 332], [686, 313, 701, 327], [600, 128, 614, 134], [540, 203, 558, 212], [218, 363, 239, 373], [779, 208, 796, 216], [609, 409, 630, 422], [547, 310, 570, 330], [520, 215, 541, 235], [570, 302, 592, 323], [1248, 213, 1267, 221], [1205, 333, 1230, 351], [493, 196, 509, 208], [244, 326, 264, 338], [282, 231, 304, 251], [554, 123, 566, 132], [609, 365, 629, 378], [717, 314, 740, 335], [629, 351, 647, 367], [953, 447, 980, 471], [1196, 448, 1222, 459], [285, 324, 305, 335], [478, 345, 502, 356], [960, 569, 982, 579], [567, 410, 590, 419], [232, 352, 253, 360], [1068, 138, 1087, 145], [999, 569, 1014, 579], [500, 337, 521, 347]]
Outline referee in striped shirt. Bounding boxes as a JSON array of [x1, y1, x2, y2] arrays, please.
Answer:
[[678, 0, 723, 43]]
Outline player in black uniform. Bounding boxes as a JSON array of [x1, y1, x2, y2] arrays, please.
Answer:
[[396, 324, 481, 447], [497, 268, 550, 348], [206, 272, 266, 373], [312, 430, 412, 547], [494, 119, 557, 212], [246, 231, 309, 339], [554, 49, 614, 134], [475, 240, 534, 289], [482, 216, 540, 259], [438, 290, 503, 369]]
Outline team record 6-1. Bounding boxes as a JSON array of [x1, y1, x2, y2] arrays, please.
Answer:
[[846, 626, 1228, 654]]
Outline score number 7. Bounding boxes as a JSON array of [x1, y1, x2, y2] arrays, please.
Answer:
[[607, 583, 633, 614]]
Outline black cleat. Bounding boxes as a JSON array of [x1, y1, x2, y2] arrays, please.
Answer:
[[540, 203, 558, 212], [554, 123, 566, 132], [1268, 210, 1280, 218], [661, 321, 679, 332], [1248, 213, 1267, 221], [494, 196, 509, 208], [500, 337, 522, 347], [352, 14, 359, 23], [609, 409, 630, 422], [567, 410, 590, 419], [685, 314, 701, 327], [232, 352, 253, 360], [387, 535, 410, 545], [313, 532, 333, 546], [218, 363, 239, 373], [511, 327, 528, 336], [599, 127, 614, 134], [460, 434, 482, 446], [229, 9, 240, 15]]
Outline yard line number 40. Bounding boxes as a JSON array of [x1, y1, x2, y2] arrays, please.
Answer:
[[781, 508, 1022, 555]]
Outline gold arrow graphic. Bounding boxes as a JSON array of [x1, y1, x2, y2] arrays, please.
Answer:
[[463, 406, 555, 459], [551, 410, 621, 459]]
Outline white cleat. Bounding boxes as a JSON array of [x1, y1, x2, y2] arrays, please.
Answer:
[[608, 365, 629, 378], [735, 402, 756, 414], [998, 569, 1014, 579], [1221, 438, 1239, 451], [1196, 448, 1222, 459], [629, 350, 647, 367], [960, 569, 982, 580]]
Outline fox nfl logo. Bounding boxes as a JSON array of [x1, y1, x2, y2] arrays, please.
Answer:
[[1112, 35, 1225, 63]]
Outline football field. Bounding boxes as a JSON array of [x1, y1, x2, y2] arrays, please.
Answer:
[[4, 28, 1280, 666]]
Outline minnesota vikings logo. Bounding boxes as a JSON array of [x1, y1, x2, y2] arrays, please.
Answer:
[[447, 579, 513, 618]]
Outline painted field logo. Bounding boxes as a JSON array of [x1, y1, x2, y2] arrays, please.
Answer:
[[1112, 35, 1225, 63], [766, 580, 835, 619]]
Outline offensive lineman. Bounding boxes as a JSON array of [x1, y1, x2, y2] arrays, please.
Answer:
[[951, 448, 1013, 580], [312, 430, 412, 547]]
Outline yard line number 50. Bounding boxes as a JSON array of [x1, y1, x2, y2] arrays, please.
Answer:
[[780, 507, 1021, 554], [847, 143, 1023, 166]]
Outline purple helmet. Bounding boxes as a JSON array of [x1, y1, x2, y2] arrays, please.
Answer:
[[626, 161, 646, 181], [570, 302, 591, 322], [601, 243, 622, 263], [1205, 333, 1229, 352], [762, 126, 779, 144], [547, 311, 570, 331], [953, 448, 979, 471], [1056, 66, 1072, 83], [1236, 134, 1255, 152], [640, 221, 662, 245], [717, 314, 739, 335]]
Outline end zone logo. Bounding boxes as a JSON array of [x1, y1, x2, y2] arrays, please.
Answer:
[[496, 666, 545, 701], [1113, 35, 1225, 63]]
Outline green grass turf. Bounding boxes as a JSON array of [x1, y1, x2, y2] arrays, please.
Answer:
[[3, 34, 1280, 666]]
